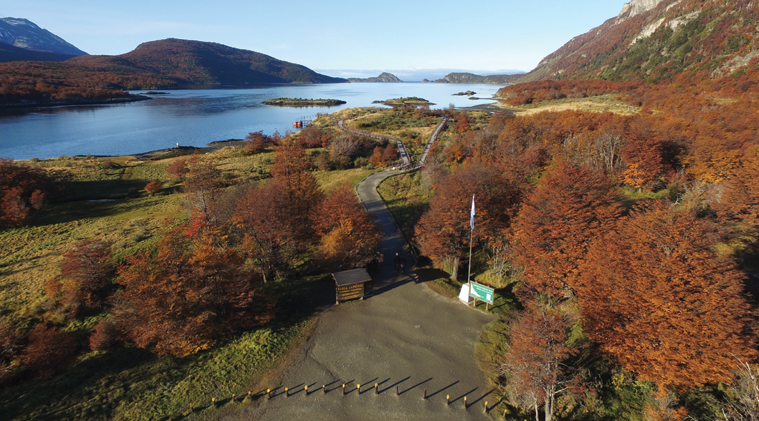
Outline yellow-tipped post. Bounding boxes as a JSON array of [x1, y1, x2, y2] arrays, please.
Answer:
[[446, 394, 450, 405], [304, 385, 308, 396], [357, 384, 361, 394], [463, 396, 467, 409], [375, 383, 378, 395], [285, 387, 289, 397]]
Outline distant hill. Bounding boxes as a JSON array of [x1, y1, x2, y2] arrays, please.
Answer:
[[66, 39, 347, 86], [519, 0, 759, 84], [434, 72, 523, 84], [0, 17, 87, 56], [0, 42, 77, 63], [348, 72, 402, 82]]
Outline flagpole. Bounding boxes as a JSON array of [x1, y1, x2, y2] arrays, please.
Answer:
[[467, 195, 475, 307], [467, 226, 473, 307]]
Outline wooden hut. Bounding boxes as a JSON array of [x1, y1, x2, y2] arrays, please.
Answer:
[[332, 268, 372, 304]]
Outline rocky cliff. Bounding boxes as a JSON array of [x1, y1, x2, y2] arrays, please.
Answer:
[[519, 0, 759, 84]]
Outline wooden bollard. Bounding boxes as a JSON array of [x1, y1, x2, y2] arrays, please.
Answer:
[[267, 388, 271, 399], [357, 384, 361, 394], [342, 384, 346, 395], [231, 393, 235, 402], [189, 403, 194, 413], [396, 385, 399, 396], [463, 396, 467, 409], [304, 385, 308, 396], [323, 385, 326, 394], [375, 383, 378, 395], [212, 397, 216, 407], [484, 401, 488, 413], [446, 395, 450, 405], [423, 389, 427, 400], [285, 387, 289, 397]]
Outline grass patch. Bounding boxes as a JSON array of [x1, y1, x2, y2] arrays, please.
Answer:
[[500, 94, 641, 116], [0, 272, 327, 421], [314, 168, 378, 192], [376, 171, 429, 242]]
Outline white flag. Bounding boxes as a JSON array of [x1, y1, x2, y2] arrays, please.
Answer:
[[470, 195, 475, 230]]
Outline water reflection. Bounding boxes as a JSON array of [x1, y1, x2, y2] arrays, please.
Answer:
[[0, 83, 501, 159]]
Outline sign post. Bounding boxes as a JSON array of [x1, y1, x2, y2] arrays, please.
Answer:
[[469, 281, 494, 311]]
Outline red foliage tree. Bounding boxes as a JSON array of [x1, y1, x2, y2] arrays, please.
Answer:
[[21, 324, 78, 379], [510, 160, 620, 299], [244, 130, 270, 154], [577, 201, 757, 391], [416, 164, 520, 280], [89, 318, 118, 351], [114, 223, 268, 357], [49, 239, 115, 312], [0, 159, 56, 228], [144, 180, 162, 196]]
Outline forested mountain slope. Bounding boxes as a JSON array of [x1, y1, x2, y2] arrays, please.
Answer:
[[520, 0, 759, 84]]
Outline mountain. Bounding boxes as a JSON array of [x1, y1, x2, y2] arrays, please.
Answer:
[[434, 72, 523, 84], [519, 0, 759, 84], [0, 42, 78, 63], [0, 39, 346, 107], [348, 72, 402, 82], [0, 17, 86, 56], [64, 38, 346, 86]]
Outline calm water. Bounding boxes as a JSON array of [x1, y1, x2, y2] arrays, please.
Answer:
[[0, 83, 502, 160]]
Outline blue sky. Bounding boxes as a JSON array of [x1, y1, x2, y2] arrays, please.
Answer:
[[1, 0, 630, 79]]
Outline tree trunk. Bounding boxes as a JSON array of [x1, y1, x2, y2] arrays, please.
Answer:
[[534, 403, 539, 421], [451, 256, 460, 281]]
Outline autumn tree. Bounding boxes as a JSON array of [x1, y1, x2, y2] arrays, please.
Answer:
[[113, 222, 268, 357], [182, 155, 221, 220], [244, 130, 270, 154], [234, 182, 304, 282], [270, 141, 323, 242], [328, 134, 361, 168], [313, 185, 381, 269], [510, 159, 620, 299], [577, 200, 757, 391], [416, 164, 520, 280], [47, 239, 115, 313], [0, 321, 23, 384], [21, 324, 78, 379], [369, 146, 386, 168], [0, 158, 56, 228], [714, 147, 759, 248], [166, 158, 189, 180], [501, 301, 576, 421], [144, 180, 162, 196]]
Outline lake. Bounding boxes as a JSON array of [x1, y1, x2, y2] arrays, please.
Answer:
[[0, 83, 503, 160]]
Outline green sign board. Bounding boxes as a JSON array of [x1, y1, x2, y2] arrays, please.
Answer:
[[469, 282, 494, 304]]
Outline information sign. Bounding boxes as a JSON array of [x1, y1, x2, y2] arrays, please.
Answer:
[[469, 282, 494, 304]]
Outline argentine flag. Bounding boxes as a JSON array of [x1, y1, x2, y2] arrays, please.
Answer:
[[470, 195, 475, 231]]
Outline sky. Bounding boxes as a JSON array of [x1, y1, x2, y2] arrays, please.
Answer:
[[1, 0, 630, 80]]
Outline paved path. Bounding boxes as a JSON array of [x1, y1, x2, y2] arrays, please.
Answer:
[[229, 170, 495, 420]]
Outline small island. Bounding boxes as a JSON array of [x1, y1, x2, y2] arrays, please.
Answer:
[[453, 90, 476, 96], [372, 97, 434, 106], [263, 98, 346, 107]]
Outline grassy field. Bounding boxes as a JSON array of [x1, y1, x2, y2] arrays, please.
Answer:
[[498, 94, 642, 116], [0, 146, 382, 421]]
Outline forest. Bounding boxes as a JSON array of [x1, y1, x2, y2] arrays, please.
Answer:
[[402, 68, 759, 419]]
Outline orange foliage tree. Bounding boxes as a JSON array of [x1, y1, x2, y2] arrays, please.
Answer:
[[577, 201, 756, 391], [312, 185, 381, 269], [500, 301, 576, 421], [510, 160, 620, 299], [113, 222, 268, 357]]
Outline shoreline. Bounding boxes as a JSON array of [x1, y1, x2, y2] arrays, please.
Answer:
[[0, 95, 151, 110]]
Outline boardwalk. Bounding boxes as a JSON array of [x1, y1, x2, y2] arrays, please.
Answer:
[[337, 117, 449, 169], [229, 170, 496, 421]]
